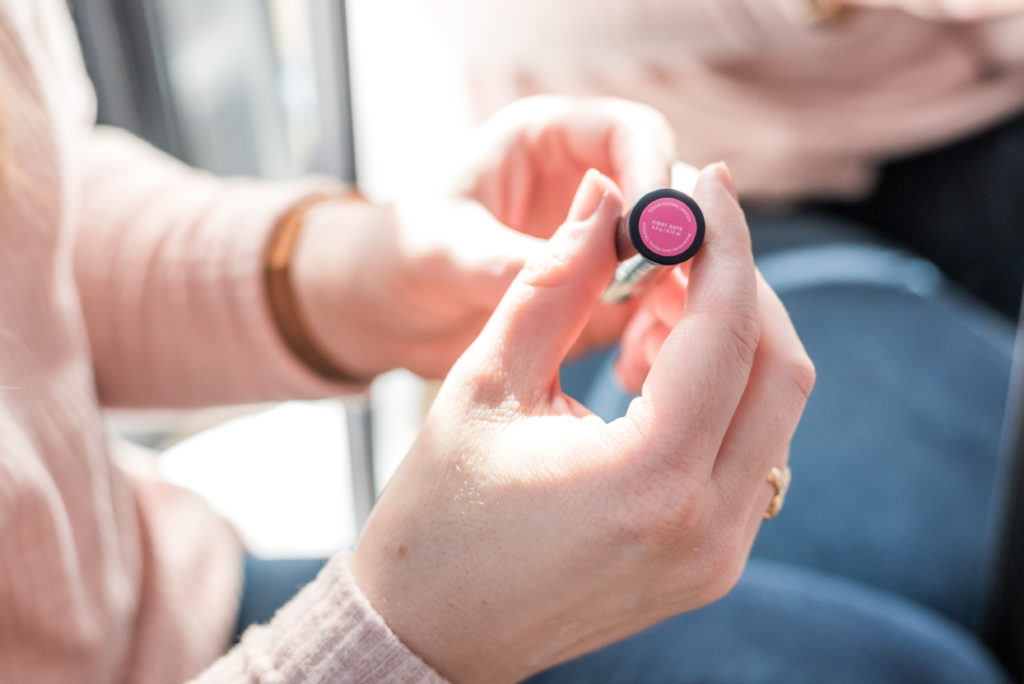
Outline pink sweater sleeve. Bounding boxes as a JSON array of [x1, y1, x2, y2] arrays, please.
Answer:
[[618, 0, 823, 56], [427, 0, 821, 61], [73, 126, 355, 408], [193, 556, 447, 684]]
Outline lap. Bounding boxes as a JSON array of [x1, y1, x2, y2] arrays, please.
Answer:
[[527, 559, 1009, 684]]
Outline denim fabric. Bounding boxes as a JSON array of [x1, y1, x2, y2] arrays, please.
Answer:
[[232, 555, 327, 642], [526, 559, 1009, 684]]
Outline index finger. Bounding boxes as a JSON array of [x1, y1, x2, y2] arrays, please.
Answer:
[[623, 163, 759, 475]]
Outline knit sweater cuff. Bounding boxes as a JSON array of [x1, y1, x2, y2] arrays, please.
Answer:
[[193, 555, 447, 683]]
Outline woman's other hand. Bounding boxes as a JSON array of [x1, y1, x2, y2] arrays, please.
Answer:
[[349, 165, 815, 682], [288, 96, 675, 381]]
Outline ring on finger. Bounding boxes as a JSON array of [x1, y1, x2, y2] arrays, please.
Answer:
[[763, 466, 792, 520]]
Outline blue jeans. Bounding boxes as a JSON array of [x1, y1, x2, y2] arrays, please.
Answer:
[[232, 555, 328, 642], [527, 559, 1007, 684]]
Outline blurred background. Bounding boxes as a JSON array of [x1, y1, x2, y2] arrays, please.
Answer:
[[68, 0, 465, 559]]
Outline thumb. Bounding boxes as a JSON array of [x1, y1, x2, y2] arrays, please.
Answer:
[[455, 169, 624, 404]]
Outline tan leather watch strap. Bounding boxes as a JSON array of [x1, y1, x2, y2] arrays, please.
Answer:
[[264, 189, 364, 382], [807, 0, 847, 22]]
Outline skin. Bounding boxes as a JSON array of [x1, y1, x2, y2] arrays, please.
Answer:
[[290, 96, 676, 384], [348, 165, 815, 682]]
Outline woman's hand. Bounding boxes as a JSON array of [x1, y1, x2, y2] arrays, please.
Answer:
[[349, 165, 815, 683], [448, 95, 676, 236], [290, 96, 676, 381]]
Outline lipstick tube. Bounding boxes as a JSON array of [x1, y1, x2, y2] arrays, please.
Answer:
[[601, 187, 705, 303]]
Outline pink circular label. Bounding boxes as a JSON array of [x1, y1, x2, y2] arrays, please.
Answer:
[[638, 198, 698, 257]]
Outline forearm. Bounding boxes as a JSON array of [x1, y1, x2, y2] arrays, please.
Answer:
[[73, 126, 352, 408]]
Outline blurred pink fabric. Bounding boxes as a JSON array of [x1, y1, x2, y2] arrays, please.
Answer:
[[427, 0, 1024, 201], [0, 1, 441, 681]]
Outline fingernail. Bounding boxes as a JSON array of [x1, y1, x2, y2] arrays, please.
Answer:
[[568, 169, 608, 222], [713, 162, 738, 201]]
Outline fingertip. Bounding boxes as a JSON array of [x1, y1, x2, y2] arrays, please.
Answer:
[[567, 169, 607, 222], [691, 163, 750, 262], [514, 168, 626, 298], [695, 162, 739, 204], [713, 162, 739, 201], [524, 169, 623, 288], [564, 169, 625, 227]]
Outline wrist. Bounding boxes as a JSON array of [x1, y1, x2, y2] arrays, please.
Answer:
[[283, 194, 401, 382], [265, 190, 376, 383], [350, 514, 523, 684]]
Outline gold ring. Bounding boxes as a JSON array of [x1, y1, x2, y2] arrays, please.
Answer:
[[764, 466, 792, 520]]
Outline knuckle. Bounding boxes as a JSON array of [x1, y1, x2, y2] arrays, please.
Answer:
[[600, 460, 753, 604], [725, 308, 760, 368], [701, 549, 747, 603], [657, 519, 747, 606], [447, 349, 512, 408], [772, 350, 817, 409], [515, 250, 573, 290], [689, 508, 750, 597], [788, 353, 817, 403]]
